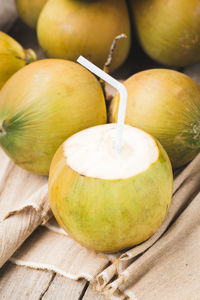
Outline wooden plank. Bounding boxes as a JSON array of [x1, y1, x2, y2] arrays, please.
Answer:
[[42, 274, 87, 300], [0, 262, 106, 299], [0, 262, 54, 300], [83, 285, 106, 300], [41, 273, 106, 300]]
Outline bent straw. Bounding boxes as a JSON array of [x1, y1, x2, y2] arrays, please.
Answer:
[[77, 55, 128, 153]]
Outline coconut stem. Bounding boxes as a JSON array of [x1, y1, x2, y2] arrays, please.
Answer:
[[101, 34, 127, 96], [103, 33, 127, 74], [24, 49, 37, 64]]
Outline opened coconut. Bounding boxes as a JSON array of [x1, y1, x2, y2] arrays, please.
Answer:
[[49, 124, 173, 253], [0, 59, 107, 175]]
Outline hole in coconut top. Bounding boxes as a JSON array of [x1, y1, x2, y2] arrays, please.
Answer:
[[63, 124, 159, 180]]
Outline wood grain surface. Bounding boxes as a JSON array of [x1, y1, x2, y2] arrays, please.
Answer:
[[0, 262, 106, 300]]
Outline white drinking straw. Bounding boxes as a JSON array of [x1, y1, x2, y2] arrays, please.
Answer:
[[77, 56, 128, 153]]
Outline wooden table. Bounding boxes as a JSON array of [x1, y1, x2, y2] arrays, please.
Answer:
[[0, 262, 106, 300]]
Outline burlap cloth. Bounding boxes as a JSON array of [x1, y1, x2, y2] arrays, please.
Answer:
[[1, 142, 200, 300], [1, 5, 200, 299]]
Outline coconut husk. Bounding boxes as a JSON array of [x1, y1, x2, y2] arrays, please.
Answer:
[[1, 145, 200, 299]]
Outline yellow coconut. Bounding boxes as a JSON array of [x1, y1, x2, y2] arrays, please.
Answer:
[[130, 0, 200, 67], [0, 31, 37, 90], [15, 0, 48, 29], [109, 69, 200, 168], [0, 59, 107, 175], [37, 0, 131, 72], [49, 124, 173, 253]]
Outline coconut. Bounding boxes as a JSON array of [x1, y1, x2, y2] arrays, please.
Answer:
[[15, 0, 48, 29], [0, 31, 37, 90], [49, 123, 173, 253], [130, 0, 200, 67], [37, 0, 131, 72], [0, 59, 107, 175], [109, 69, 200, 168]]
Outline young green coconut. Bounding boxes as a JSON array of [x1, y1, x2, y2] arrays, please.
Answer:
[[15, 0, 48, 29], [109, 69, 200, 168], [37, 0, 131, 72], [49, 124, 173, 253], [0, 31, 37, 90], [130, 0, 200, 67], [0, 59, 107, 175]]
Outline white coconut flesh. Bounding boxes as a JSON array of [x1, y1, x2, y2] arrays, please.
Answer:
[[63, 124, 159, 180]]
